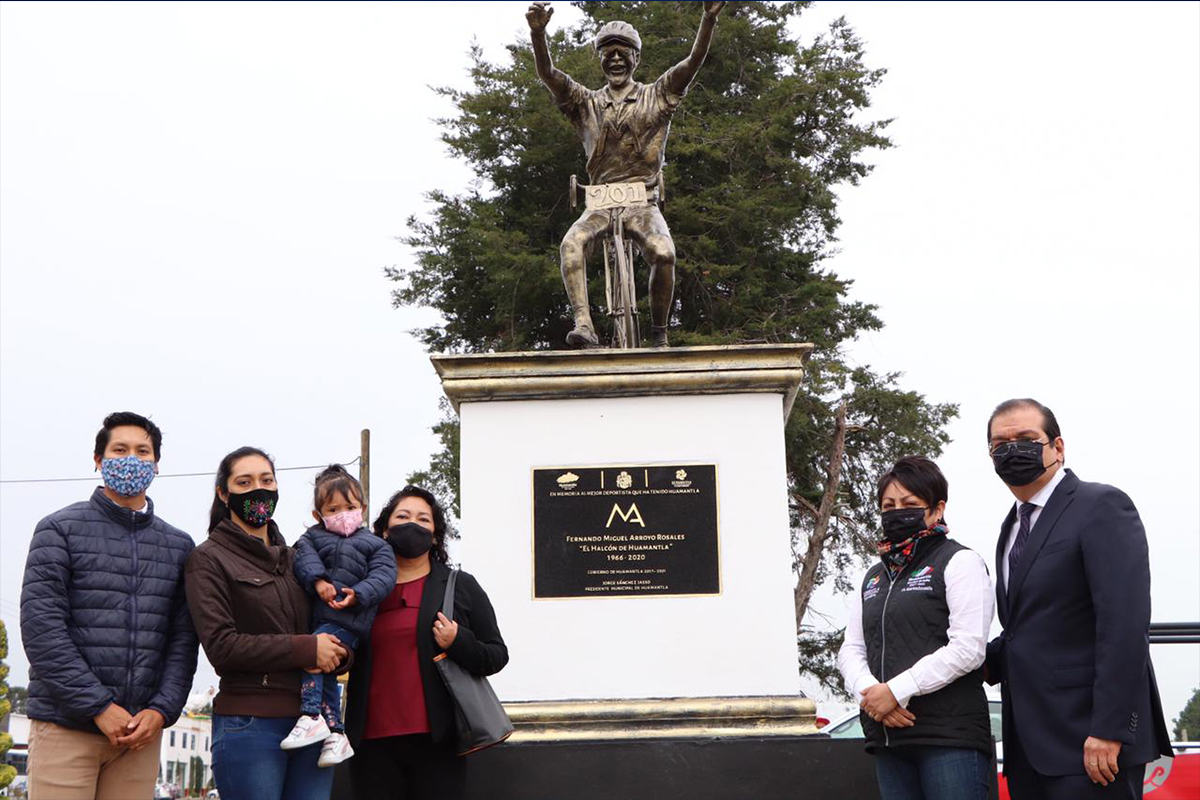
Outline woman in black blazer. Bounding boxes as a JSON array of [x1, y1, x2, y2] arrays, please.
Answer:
[[341, 485, 508, 800]]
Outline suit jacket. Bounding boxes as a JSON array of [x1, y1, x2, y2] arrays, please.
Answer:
[[984, 469, 1172, 775], [343, 559, 508, 748]]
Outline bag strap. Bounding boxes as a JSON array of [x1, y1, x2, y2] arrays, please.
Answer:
[[442, 568, 459, 622]]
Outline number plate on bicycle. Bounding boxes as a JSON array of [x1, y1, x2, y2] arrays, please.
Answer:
[[584, 182, 648, 211]]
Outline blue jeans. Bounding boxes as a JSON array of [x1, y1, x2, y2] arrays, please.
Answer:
[[300, 623, 357, 730], [211, 714, 335, 800], [875, 745, 991, 800]]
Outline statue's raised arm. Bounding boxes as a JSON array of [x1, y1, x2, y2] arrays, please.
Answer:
[[527, 2, 573, 105], [664, 1, 726, 97]]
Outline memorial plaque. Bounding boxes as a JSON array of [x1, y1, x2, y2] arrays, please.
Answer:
[[532, 464, 720, 598]]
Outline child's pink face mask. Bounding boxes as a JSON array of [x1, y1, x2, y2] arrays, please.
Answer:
[[323, 508, 363, 536]]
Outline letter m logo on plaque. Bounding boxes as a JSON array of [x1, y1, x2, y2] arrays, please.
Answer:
[[606, 503, 645, 527], [531, 464, 720, 599]]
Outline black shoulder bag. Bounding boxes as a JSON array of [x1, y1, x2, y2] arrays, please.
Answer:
[[432, 569, 514, 755]]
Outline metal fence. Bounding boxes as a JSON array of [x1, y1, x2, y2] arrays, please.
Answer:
[[1150, 622, 1200, 645]]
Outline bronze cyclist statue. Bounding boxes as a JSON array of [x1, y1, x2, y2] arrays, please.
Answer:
[[526, 1, 726, 348]]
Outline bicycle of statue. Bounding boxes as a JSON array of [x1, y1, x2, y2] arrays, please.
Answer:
[[568, 173, 666, 349]]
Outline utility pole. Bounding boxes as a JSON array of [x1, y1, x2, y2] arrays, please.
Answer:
[[359, 428, 371, 523]]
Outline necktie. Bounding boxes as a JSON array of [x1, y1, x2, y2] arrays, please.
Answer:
[[1007, 502, 1037, 583]]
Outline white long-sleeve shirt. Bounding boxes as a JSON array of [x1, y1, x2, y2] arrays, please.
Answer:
[[837, 548, 995, 707]]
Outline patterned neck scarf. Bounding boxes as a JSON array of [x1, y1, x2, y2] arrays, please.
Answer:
[[877, 523, 948, 574]]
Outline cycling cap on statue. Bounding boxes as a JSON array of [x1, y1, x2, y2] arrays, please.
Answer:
[[594, 21, 642, 52]]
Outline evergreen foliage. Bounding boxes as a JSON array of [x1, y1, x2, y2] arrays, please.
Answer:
[[189, 755, 206, 796], [1175, 687, 1200, 741], [0, 621, 15, 789], [388, 1, 957, 691], [407, 398, 462, 530]]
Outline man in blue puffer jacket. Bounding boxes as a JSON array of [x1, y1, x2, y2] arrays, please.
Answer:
[[20, 412, 199, 800]]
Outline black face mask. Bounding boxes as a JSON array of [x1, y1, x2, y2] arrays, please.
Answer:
[[227, 488, 279, 527], [991, 440, 1051, 487], [880, 507, 929, 543], [387, 522, 434, 559]]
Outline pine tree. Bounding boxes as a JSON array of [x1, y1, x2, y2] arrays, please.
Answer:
[[1175, 687, 1200, 741]]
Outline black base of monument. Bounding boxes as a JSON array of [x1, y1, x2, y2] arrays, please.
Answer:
[[330, 736, 881, 800], [331, 694, 1000, 800], [462, 735, 884, 800], [332, 735, 1001, 800]]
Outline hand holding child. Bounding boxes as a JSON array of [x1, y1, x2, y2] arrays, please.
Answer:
[[314, 633, 347, 672]]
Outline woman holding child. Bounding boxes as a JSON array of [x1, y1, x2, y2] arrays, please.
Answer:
[[186, 450, 373, 800]]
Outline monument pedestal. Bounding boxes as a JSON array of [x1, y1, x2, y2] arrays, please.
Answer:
[[429, 344, 842, 798]]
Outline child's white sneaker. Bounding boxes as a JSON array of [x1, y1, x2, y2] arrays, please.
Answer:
[[317, 732, 355, 767], [280, 715, 330, 750]]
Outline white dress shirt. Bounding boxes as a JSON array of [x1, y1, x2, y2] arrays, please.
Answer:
[[837, 547, 995, 708], [1001, 465, 1066, 590]]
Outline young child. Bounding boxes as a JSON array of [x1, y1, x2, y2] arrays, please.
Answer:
[[283, 464, 396, 767]]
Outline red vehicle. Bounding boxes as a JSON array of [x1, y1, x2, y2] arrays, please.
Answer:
[[821, 705, 1200, 798]]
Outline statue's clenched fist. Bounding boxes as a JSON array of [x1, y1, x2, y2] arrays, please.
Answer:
[[526, 2, 554, 33]]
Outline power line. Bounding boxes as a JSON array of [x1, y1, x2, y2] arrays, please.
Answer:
[[0, 456, 361, 486]]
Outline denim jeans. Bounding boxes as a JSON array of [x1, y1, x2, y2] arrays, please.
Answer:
[[300, 623, 357, 730], [211, 714, 335, 800], [875, 745, 991, 800]]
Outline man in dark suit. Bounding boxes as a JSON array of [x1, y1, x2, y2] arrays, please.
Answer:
[[984, 398, 1172, 799]]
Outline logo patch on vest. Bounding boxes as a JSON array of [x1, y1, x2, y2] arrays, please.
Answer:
[[902, 565, 936, 592], [863, 573, 882, 600]]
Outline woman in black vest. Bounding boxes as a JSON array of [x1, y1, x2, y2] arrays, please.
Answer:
[[837, 456, 995, 800]]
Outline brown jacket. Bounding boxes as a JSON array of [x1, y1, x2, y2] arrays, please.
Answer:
[[185, 518, 318, 717]]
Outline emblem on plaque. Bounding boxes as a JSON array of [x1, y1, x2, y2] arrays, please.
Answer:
[[616, 470, 633, 489], [556, 471, 580, 490]]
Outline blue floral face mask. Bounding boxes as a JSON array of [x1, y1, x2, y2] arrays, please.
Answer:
[[100, 455, 156, 497]]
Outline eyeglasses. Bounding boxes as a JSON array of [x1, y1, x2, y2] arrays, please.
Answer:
[[988, 438, 1049, 457]]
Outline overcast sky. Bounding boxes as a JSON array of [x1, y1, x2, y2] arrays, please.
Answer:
[[2, 1, 1197, 723]]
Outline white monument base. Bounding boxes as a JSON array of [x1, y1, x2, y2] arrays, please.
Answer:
[[432, 345, 812, 704]]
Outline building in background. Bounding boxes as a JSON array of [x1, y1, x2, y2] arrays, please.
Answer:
[[159, 712, 212, 796], [157, 687, 217, 796]]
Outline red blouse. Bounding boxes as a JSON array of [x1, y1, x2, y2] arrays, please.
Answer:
[[363, 576, 430, 739]]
